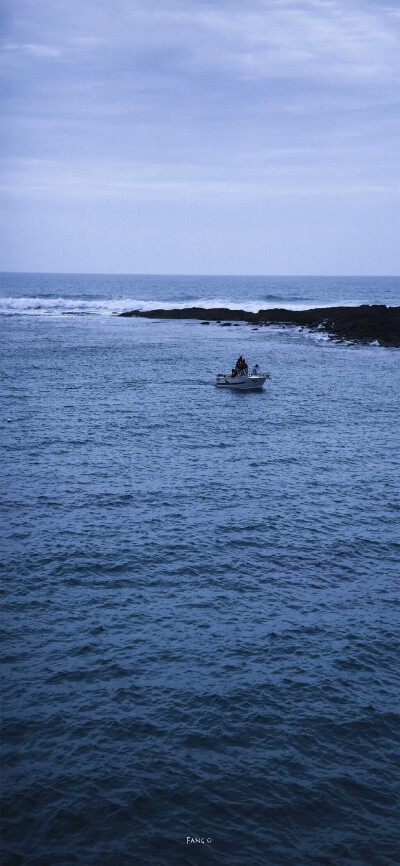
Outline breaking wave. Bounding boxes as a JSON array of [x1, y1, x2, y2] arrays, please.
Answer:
[[0, 296, 144, 316], [0, 296, 361, 316]]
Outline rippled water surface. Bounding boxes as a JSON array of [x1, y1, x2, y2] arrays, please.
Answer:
[[1, 276, 400, 865]]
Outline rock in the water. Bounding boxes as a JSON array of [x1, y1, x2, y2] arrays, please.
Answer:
[[118, 304, 400, 347]]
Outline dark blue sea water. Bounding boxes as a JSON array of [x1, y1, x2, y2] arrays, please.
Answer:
[[1, 275, 399, 865]]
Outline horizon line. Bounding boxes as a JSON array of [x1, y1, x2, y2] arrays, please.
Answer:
[[1, 271, 399, 279]]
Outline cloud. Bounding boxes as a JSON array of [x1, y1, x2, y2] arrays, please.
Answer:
[[3, 41, 62, 58], [175, 0, 399, 83], [1, 0, 399, 272], [3, 0, 399, 84], [1, 155, 397, 204]]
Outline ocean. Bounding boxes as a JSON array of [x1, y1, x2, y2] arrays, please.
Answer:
[[1, 274, 399, 865]]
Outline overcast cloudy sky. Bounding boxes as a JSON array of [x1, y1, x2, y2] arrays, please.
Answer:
[[1, 0, 399, 273]]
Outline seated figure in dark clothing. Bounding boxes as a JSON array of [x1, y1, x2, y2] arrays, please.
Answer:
[[235, 355, 243, 372]]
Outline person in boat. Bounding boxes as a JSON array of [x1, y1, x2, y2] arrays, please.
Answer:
[[251, 363, 259, 375], [231, 367, 237, 377], [236, 356, 248, 372]]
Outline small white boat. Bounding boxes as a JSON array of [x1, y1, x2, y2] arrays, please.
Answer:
[[216, 370, 270, 390]]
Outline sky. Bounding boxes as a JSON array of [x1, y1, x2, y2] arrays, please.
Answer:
[[1, 0, 399, 274]]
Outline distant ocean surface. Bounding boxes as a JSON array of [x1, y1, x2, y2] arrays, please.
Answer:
[[1, 272, 399, 316], [1, 274, 399, 865]]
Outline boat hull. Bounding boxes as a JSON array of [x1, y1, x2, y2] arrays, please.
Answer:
[[216, 375, 268, 390]]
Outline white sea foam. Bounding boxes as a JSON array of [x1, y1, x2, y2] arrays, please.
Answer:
[[0, 296, 139, 316], [0, 296, 362, 316]]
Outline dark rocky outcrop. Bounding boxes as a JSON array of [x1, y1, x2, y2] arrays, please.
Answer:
[[119, 304, 400, 347]]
